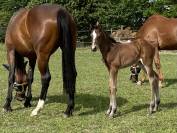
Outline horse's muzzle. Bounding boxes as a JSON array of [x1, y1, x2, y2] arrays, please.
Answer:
[[91, 47, 97, 52], [13, 82, 28, 101]]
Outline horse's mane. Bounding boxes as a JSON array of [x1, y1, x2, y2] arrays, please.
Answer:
[[108, 36, 117, 43]]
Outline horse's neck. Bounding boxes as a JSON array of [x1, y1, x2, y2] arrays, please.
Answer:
[[99, 33, 114, 60]]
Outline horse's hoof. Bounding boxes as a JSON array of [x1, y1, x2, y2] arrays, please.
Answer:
[[159, 81, 164, 88], [137, 81, 142, 85], [63, 112, 72, 118], [106, 109, 111, 115], [30, 109, 38, 117], [24, 102, 32, 108], [2, 107, 12, 112], [63, 113, 69, 118], [108, 113, 116, 118]]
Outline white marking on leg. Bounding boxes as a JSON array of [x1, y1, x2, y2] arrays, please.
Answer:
[[30, 99, 45, 116], [109, 94, 117, 117]]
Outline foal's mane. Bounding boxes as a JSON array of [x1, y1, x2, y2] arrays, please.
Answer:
[[108, 36, 117, 43], [102, 30, 117, 43]]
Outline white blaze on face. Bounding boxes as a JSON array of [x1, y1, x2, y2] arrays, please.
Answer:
[[91, 30, 97, 50]]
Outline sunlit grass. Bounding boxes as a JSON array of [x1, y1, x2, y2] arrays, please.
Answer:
[[0, 44, 177, 133]]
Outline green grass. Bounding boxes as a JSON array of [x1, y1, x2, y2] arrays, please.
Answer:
[[0, 44, 177, 133]]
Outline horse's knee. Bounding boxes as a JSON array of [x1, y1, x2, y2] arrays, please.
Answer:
[[41, 72, 51, 85]]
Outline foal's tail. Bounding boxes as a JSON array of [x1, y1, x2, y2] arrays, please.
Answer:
[[57, 9, 77, 94]]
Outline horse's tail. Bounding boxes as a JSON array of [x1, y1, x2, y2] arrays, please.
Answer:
[[57, 9, 77, 94]]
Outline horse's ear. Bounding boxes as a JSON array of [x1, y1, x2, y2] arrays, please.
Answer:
[[89, 24, 93, 31], [96, 21, 99, 26], [2, 64, 10, 71], [24, 61, 28, 67]]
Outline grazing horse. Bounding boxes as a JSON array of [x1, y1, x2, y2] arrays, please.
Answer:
[[90, 22, 159, 117], [131, 15, 177, 86], [3, 4, 77, 117]]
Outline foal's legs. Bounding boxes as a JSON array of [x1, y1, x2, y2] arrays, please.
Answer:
[[154, 48, 164, 87], [31, 55, 51, 116], [24, 59, 36, 107], [106, 67, 118, 117], [3, 50, 15, 112], [144, 65, 160, 114]]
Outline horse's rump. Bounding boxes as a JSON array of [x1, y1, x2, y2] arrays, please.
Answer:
[[136, 15, 177, 50]]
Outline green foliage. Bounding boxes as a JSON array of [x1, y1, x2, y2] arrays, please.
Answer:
[[0, 0, 177, 42]]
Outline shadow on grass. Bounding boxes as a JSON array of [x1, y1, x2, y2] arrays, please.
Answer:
[[123, 102, 177, 115], [37, 93, 128, 116], [12, 93, 177, 116], [165, 78, 177, 87], [130, 78, 177, 88]]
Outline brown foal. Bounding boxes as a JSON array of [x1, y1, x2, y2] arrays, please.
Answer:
[[91, 22, 160, 117]]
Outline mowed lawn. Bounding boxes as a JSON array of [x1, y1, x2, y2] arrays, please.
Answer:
[[0, 44, 177, 133]]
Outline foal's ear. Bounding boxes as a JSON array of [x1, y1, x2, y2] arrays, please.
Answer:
[[2, 64, 10, 71], [96, 21, 99, 26], [89, 24, 93, 31]]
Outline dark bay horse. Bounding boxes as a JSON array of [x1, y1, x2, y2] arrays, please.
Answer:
[[131, 15, 177, 86], [90, 22, 159, 117], [3, 4, 77, 117]]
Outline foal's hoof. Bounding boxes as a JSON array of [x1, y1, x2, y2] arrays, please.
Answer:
[[2, 107, 12, 112], [106, 108, 118, 118], [109, 113, 115, 118]]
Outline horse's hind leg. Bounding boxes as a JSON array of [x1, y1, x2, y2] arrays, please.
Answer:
[[106, 67, 118, 118], [3, 50, 15, 112], [24, 59, 36, 107], [31, 54, 51, 116], [144, 65, 160, 114], [154, 47, 164, 87]]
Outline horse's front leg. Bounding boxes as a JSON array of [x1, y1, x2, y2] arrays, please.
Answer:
[[106, 67, 118, 118], [30, 56, 51, 116], [154, 47, 164, 88], [3, 51, 15, 112], [24, 59, 36, 108]]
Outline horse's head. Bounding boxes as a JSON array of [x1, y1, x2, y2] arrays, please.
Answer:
[[3, 61, 28, 101], [130, 63, 141, 83], [90, 21, 102, 52]]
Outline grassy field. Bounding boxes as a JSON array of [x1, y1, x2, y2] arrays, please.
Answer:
[[0, 44, 177, 133]]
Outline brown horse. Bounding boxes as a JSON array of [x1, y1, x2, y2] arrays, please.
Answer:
[[3, 4, 77, 117], [90, 22, 159, 117], [131, 15, 177, 86]]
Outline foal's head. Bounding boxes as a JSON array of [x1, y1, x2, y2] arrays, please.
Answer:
[[3, 61, 28, 101], [90, 21, 103, 51]]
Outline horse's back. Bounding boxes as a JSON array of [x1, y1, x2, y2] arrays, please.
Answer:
[[5, 4, 76, 57], [137, 15, 177, 50]]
